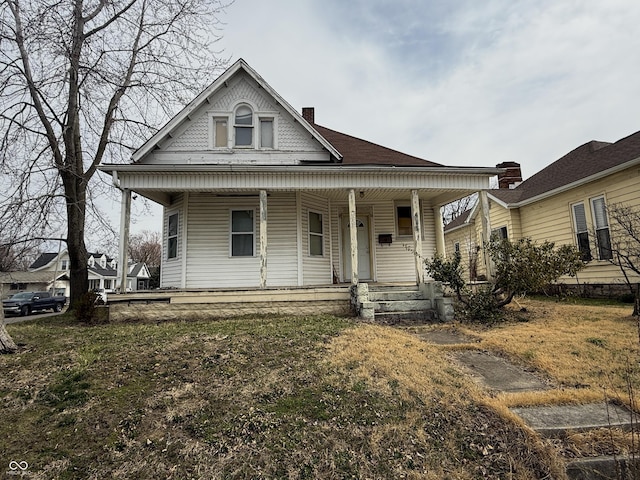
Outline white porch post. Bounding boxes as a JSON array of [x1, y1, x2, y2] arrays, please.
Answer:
[[411, 190, 424, 284], [479, 190, 493, 280], [118, 188, 131, 293], [259, 190, 268, 289], [434, 205, 445, 257], [348, 188, 358, 286]]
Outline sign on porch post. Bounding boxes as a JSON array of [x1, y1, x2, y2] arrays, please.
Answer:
[[118, 188, 131, 293], [348, 189, 358, 285], [260, 190, 268, 289], [411, 190, 424, 284]]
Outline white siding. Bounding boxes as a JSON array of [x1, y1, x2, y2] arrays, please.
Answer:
[[331, 199, 436, 283], [182, 193, 299, 288], [266, 194, 299, 286], [161, 194, 185, 287], [301, 193, 332, 285], [162, 73, 324, 156]]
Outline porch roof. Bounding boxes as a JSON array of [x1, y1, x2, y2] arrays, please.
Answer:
[[99, 163, 502, 207]]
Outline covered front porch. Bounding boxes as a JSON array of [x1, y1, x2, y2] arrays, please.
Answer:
[[103, 164, 498, 320]]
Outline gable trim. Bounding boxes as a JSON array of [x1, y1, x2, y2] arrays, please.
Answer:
[[132, 59, 342, 163]]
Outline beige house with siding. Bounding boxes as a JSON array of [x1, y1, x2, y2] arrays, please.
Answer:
[[99, 59, 500, 321], [445, 132, 640, 297]]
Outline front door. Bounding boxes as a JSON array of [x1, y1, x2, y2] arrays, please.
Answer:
[[343, 215, 372, 281]]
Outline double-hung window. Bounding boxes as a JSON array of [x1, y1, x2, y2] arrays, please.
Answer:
[[591, 196, 612, 260], [231, 209, 254, 257], [309, 211, 324, 256], [213, 118, 228, 147], [260, 118, 274, 148], [396, 206, 412, 236], [234, 105, 253, 147], [572, 202, 592, 261], [168, 213, 179, 259]]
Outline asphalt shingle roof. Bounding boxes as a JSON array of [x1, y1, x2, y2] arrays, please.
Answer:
[[490, 130, 640, 205], [312, 124, 443, 167], [29, 253, 58, 270]]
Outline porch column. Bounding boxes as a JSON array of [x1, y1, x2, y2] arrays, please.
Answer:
[[434, 205, 445, 257], [479, 190, 493, 280], [118, 188, 131, 293], [259, 190, 268, 289], [348, 188, 358, 285], [411, 190, 424, 284]]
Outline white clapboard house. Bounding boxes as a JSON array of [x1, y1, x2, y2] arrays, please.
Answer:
[[99, 59, 499, 321]]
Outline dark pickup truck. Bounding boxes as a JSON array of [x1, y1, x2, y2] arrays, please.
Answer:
[[2, 291, 67, 316]]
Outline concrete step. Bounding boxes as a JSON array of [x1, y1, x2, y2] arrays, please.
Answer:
[[368, 284, 419, 292], [566, 455, 637, 480], [374, 310, 438, 325], [511, 403, 638, 480], [373, 299, 432, 312], [369, 290, 425, 301]]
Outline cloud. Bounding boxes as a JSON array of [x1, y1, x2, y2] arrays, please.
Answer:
[[126, 0, 640, 235]]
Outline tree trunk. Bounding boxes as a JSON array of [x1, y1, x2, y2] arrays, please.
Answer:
[[0, 308, 17, 354], [64, 172, 89, 309]]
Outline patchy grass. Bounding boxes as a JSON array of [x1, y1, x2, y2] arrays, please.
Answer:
[[1, 312, 563, 479]]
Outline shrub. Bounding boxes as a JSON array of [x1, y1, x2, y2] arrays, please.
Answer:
[[73, 291, 107, 325]]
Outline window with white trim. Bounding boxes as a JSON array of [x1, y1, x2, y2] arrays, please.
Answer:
[[230, 209, 255, 257], [309, 211, 324, 256], [591, 196, 612, 260], [234, 105, 253, 147], [572, 202, 592, 261], [396, 205, 412, 236], [61, 259, 69, 270], [213, 117, 228, 147], [260, 118, 273, 148], [168, 213, 179, 259]]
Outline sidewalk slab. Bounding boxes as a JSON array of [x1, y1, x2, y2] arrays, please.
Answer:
[[454, 350, 548, 392], [511, 403, 635, 437]]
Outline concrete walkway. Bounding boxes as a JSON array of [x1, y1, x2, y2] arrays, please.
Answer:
[[413, 327, 638, 480]]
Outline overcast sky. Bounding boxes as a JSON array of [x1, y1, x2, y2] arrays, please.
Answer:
[[127, 0, 640, 235]]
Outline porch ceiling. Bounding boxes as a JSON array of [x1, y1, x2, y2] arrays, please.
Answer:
[[132, 186, 480, 207]]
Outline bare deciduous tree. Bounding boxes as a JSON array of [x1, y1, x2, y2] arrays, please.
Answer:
[[128, 230, 161, 267], [442, 194, 477, 225], [607, 202, 640, 315], [0, 0, 229, 308]]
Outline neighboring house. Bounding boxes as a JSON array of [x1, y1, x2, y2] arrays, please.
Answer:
[[99, 59, 499, 305], [444, 132, 640, 296], [0, 271, 68, 299], [29, 251, 150, 296]]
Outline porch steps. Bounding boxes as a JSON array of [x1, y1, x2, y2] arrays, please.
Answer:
[[368, 285, 438, 324]]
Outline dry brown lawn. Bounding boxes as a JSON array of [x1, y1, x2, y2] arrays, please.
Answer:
[[455, 298, 639, 409]]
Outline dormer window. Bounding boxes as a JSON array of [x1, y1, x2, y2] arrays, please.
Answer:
[[234, 105, 253, 147]]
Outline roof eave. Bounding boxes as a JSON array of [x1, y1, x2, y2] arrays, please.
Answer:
[[490, 156, 640, 209]]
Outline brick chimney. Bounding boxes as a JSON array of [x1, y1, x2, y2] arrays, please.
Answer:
[[496, 161, 522, 189], [302, 107, 315, 124]]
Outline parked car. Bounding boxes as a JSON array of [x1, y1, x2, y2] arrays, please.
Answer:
[[2, 291, 67, 316]]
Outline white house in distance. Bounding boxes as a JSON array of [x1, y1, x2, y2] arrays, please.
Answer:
[[99, 59, 500, 320], [29, 251, 150, 296]]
